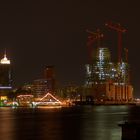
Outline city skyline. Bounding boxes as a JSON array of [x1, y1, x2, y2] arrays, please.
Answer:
[[0, 1, 139, 97]]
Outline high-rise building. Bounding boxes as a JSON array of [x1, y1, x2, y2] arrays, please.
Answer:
[[85, 47, 111, 85], [44, 65, 55, 91], [0, 52, 12, 90], [32, 79, 49, 97], [32, 66, 55, 98], [85, 46, 133, 101]]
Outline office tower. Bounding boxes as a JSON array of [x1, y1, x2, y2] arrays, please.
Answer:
[[0, 52, 12, 89], [32, 66, 55, 97], [85, 47, 111, 85], [44, 65, 55, 91]]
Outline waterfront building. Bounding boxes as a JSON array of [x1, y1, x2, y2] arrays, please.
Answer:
[[106, 83, 133, 101], [32, 79, 49, 97], [32, 66, 56, 98], [85, 46, 133, 102], [85, 47, 111, 85], [0, 51, 12, 106], [0, 52, 12, 97]]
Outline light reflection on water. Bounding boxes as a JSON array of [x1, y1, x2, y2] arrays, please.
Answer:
[[80, 106, 130, 140], [0, 105, 134, 140]]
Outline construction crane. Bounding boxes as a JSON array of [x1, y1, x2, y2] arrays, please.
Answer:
[[105, 22, 126, 63], [124, 48, 128, 62], [86, 29, 103, 63], [124, 47, 129, 82]]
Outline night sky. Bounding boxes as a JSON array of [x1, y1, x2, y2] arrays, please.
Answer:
[[0, 1, 139, 97]]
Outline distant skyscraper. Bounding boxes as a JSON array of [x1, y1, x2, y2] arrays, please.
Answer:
[[85, 47, 111, 85], [44, 65, 55, 79], [44, 65, 55, 91], [32, 66, 55, 97], [32, 79, 49, 97], [0, 52, 12, 89]]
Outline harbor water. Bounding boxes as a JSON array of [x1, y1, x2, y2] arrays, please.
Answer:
[[0, 105, 137, 140]]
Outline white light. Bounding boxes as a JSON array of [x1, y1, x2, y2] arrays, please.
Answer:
[[0, 86, 12, 89], [0, 54, 10, 64]]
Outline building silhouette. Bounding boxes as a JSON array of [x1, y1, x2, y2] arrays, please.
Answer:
[[0, 52, 12, 89], [32, 66, 55, 97]]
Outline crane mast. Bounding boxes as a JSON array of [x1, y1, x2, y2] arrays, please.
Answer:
[[124, 48, 128, 62], [86, 29, 103, 63], [105, 22, 126, 63]]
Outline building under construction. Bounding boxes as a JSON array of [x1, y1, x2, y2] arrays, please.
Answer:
[[85, 22, 133, 102]]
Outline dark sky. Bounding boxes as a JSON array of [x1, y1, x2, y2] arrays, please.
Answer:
[[0, 1, 139, 97]]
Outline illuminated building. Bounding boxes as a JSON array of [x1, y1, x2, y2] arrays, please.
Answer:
[[115, 62, 129, 84], [32, 79, 49, 97], [0, 52, 12, 91], [0, 51, 12, 105], [85, 47, 133, 102], [32, 92, 62, 108], [106, 83, 133, 101], [32, 66, 55, 98], [85, 47, 111, 85]]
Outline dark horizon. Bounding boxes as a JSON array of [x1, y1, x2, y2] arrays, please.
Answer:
[[0, 1, 139, 97]]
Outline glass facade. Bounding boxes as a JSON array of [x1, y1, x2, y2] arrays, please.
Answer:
[[85, 47, 129, 85]]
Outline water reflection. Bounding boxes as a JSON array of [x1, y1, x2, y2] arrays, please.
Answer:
[[0, 108, 15, 140], [80, 106, 129, 140], [0, 106, 132, 140]]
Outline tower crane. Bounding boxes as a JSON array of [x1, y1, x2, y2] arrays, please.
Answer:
[[124, 47, 130, 84], [105, 22, 126, 63], [124, 48, 128, 63], [86, 29, 103, 63]]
